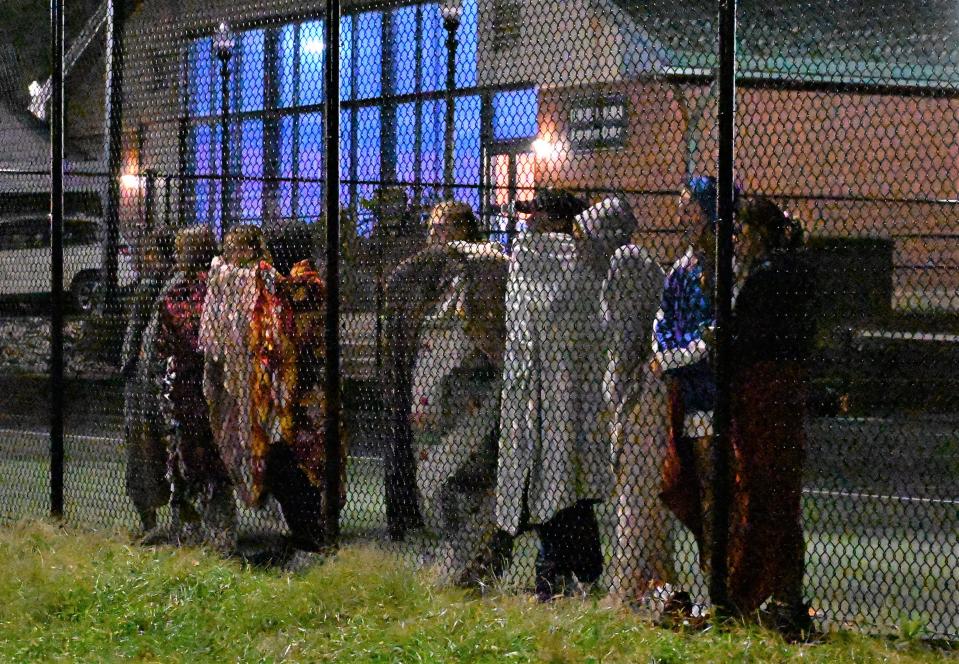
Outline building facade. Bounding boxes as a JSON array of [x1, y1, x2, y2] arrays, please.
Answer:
[[117, 0, 959, 311]]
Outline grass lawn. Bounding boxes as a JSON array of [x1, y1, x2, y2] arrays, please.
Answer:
[[1, 521, 956, 663], [2, 449, 958, 640]]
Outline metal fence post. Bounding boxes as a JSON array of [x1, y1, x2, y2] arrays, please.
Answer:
[[102, 0, 124, 315], [49, 0, 65, 520], [710, 0, 738, 615], [323, 0, 343, 545]]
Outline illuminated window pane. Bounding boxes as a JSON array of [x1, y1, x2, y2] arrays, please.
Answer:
[[355, 12, 382, 99], [300, 20, 325, 106], [391, 6, 418, 95], [298, 112, 324, 220], [236, 29, 265, 112], [493, 88, 539, 141]]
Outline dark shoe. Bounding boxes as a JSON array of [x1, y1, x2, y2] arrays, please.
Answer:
[[233, 533, 295, 568], [138, 508, 158, 533], [534, 560, 572, 603], [762, 601, 816, 640], [140, 525, 173, 546]]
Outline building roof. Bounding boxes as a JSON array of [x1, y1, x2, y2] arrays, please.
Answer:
[[615, 0, 959, 87]]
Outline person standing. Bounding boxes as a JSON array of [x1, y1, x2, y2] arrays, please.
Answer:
[[727, 197, 814, 632], [597, 211, 675, 608], [496, 188, 625, 600], [200, 226, 272, 508], [156, 226, 236, 550], [384, 202, 512, 585], [122, 229, 175, 534], [250, 221, 343, 551], [655, 176, 725, 582]]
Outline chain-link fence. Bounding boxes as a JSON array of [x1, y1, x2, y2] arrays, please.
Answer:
[[0, 0, 956, 640]]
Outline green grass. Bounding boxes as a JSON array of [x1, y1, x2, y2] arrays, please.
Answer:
[[3, 451, 958, 640], [0, 521, 955, 663]]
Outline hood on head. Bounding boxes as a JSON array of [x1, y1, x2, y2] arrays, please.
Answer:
[[575, 197, 637, 258]]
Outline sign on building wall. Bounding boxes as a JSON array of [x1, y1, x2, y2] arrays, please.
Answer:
[[568, 93, 627, 150]]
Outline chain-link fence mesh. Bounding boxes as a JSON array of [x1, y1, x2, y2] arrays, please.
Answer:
[[0, 0, 956, 640]]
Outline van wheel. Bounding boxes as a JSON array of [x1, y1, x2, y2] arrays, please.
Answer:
[[71, 273, 100, 314]]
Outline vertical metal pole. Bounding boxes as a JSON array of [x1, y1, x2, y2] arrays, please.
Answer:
[[323, 0, 343, 544], [177, 116, 187, 227], [136, 123, 144, 222], [219, 58, 231, 236], [478, 91, 492, 233], [263, 28, 281, 222], [442, 18, 458, 199], [412, 6, 423, 211], [49, 0, 65, 519], [374, 240, 383, 375], [144, 169, 156, 230], [102, 0, 124, 314], [710, 0, 737, 615], [164, 176, 172, 227]]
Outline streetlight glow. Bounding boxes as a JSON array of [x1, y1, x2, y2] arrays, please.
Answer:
[[213, 22, 235, 61], [441, 0, 463, 26], [119, 173, 142, 191], [532, 138, 555, 159]]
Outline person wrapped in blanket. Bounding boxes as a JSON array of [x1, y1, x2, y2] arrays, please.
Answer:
[[595, 204, 675, 610], [156, 226, 237, 550], [496, 189, 635, 601], [248, 221, 344, 551], [200, 226, 271, 509], [383, 201, 511, 586], [653, 175, 731, 610], [727, 197, 814, 633], [122, 228, 175, 534]]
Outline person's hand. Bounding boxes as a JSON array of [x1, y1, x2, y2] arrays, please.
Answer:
[[649, 356, 663, 378]]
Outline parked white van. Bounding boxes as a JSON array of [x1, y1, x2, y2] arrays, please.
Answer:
[[0, 215, 136, 312]]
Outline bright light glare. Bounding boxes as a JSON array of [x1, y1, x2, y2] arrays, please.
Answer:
[[302, 38, 325, 55], [532, 138, 554, 158], [120, 174, 143, 191]]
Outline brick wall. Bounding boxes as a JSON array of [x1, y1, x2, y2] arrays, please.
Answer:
[[537, 80, 959, 310]]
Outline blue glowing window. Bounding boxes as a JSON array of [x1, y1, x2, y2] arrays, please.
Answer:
[[493, 88, 539, 141]]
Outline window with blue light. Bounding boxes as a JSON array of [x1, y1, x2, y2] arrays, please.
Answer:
[[390, 6, 418, 96], [191, 123, 222, 229], [420, 99, 444, 193], [182, 3, 509, 230], [236, 30, 265, 112], [454, 95, 482, 211], [298, 112, 325, 219], [340, 16, 353, 101], [279, 115, 295, 219], [356, 106, 381, 205], [420, 4, 444, 93], [455, 0, 479, 89], [237, 119, 264, 223], [493, 88, 539, 141], [355, 107, 381, 236], [395, 103, 418, 190], [278, 25, 297, 109], [188, 38, 214, 116], [299, 21, 325, 106], [339, 109, 353, 208], [354, 12, 383, 99]]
